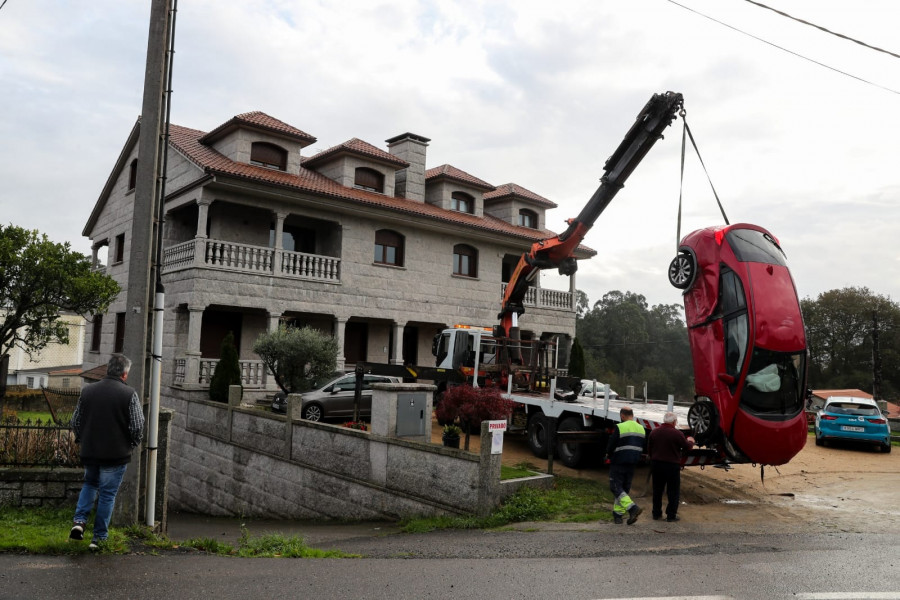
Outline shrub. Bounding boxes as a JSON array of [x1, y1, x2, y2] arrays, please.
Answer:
[[434, 385, 514, 432], [209, 331, 242, 403]]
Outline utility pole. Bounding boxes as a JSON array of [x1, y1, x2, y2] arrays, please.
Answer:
[[872, 310, 882, 402], [116, 0, 173, 527]]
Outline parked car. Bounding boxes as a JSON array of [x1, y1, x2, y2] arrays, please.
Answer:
[[815, 396, 891, 453], [578, 379, 619, 399], [668, 223, 808, 465], [299, 373, 402, 421]]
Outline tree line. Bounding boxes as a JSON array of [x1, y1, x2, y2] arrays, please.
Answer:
[[575, 287, 900, 403]]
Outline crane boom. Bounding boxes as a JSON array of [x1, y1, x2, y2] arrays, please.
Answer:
[[498, 91, 684, 336]]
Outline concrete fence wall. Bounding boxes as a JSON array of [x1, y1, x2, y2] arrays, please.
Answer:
[[0, 468, 83, 508], [164, 384, 503, 520]]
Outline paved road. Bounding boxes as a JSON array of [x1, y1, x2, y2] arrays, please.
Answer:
[[3, 528, 899, 599]]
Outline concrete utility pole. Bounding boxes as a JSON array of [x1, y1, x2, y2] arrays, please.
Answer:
[[116, 0, 173, 526]]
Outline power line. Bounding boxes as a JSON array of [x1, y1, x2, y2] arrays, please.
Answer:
[[743, 0, 900, 61], [666, 0, 900, 96], [0, 1, 8, 11]]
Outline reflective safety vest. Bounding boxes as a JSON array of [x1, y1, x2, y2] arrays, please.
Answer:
[[611, 419, 646, 465]]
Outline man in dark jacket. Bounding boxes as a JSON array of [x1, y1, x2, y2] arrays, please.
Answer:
[[605, 407, 645, 525], [648, 411, 695, 522], [69, 354, 144, 549]]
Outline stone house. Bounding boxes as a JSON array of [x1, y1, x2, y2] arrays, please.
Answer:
[[3, 313, 86, 390], [81, 111, 592, 397]]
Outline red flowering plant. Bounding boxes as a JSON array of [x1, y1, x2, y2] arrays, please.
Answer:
[[342, 421, 367, 431], [434, 385, 514, 450]]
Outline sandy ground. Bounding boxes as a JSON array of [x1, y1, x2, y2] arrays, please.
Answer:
[[432, 422, 900, 534]]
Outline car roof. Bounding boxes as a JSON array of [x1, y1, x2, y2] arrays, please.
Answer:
[[824, 396, 877, 407]]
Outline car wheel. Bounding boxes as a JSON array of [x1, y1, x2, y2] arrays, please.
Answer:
[[815, 433, 823, 446], [668, 251, 696, 290], [556, 416, 589, 468], [527, 413, 550, 459], [302, 403, 324, 422], [687, 399, 718, 444], [882, 443, 892, 454]]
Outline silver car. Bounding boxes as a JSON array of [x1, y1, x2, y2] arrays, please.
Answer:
[[300, 373, 402, 421], [578, 379, 619, 399]]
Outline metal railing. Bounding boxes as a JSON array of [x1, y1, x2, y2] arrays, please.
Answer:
[[0, 418, 80, 467]]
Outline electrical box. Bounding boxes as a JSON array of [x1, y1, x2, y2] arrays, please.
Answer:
[[396, 392, 427, 437]]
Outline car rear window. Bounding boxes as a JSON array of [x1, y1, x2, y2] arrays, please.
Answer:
[[726, 229, 787, 267], [825, 403, 879, 416]]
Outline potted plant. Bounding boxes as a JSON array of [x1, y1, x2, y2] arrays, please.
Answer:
[[441, 423, 462, 448]]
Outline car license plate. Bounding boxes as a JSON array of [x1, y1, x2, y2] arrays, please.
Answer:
[[841, 426, 865, 432]]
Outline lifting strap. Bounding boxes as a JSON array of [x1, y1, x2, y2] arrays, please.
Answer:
[[676, 112, 729, 249]]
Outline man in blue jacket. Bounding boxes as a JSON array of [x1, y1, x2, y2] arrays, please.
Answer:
[[69, 354, 144, 549], [605, 407, 645, 524]]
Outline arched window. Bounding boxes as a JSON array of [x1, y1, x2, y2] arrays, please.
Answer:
[[451, 191, 474, 214], [374, 229, 404, 266], [518, 208, 537, 228], [453, 244, 478, 277], [355, 167, 384, 193], [250, 142, 288, 171], [128, 159, 138, 191]]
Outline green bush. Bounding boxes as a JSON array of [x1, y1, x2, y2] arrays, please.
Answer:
[[209, 331, 242, 403]]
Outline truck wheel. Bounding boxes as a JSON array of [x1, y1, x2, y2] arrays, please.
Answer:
[[527, 413, 549, 459], [556, 416, 586, 468]]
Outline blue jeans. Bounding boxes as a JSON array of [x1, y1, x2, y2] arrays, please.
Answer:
[[73, 464, 127, 541]]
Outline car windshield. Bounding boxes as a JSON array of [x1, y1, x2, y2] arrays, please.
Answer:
[[826, 403, 879, 416], [726, 228, 787, 267], [740, 348, 805, 416]]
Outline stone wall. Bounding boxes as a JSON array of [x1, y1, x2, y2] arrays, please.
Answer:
[[0, 468, 83, 508], [164, 388, 500, 520]]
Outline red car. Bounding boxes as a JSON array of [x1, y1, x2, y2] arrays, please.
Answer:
[[668, 223, 808, 466]]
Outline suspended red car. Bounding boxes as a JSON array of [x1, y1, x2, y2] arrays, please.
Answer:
[[668, 223, 808, 465]]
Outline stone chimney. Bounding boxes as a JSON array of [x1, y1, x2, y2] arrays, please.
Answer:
[[386, 133, 430, 202]]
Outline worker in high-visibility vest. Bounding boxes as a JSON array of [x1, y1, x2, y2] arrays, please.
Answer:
[[605, 407, 645, 525]]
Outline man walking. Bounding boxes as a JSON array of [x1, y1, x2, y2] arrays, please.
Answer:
[[605, 407, 645, 525], [69, 354, 144, 549], [648, 411, 695, 522]]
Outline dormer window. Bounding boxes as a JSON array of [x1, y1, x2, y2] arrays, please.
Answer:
[[518, 209, 537, 228], [451, 192, 474, 214], [250, 142, 287, 171], [355, 167, 384, 193]]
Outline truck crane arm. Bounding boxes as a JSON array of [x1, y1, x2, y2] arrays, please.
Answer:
[[498, 91, 685, 336]]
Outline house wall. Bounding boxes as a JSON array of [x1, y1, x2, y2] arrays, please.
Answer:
[[313, 156, 397, 197]]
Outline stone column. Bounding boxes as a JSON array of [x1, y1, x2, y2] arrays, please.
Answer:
[[264, 311, 282, 392], [194, 200, 211, 266], [184, 305, 204, 386], [569, 272, 577, 312], [91, 244, 99, 269], [273, 211, 287, 274], [390, 322, 405, 365], [334, 317, 348, 372]]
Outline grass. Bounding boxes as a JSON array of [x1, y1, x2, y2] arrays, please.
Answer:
[[500, 461, 540, 480], [7, 411, 55, 424], [399, 474, 610, 533], [0, 506, 358, 558]]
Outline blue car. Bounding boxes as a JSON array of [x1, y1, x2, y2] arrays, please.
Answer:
[[815, 396, 891, 453]]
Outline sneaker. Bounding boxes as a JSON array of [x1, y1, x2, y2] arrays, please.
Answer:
[[613, 513, 624, 524], [69, 524, 85, 541], [88, 539, 102, 551], [666, 515, 681, 522], [652, 514, 662, 521], [627, 504, 643, 525]]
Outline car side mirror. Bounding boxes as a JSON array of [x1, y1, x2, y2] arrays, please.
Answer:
[[718, 373, 735, 385]]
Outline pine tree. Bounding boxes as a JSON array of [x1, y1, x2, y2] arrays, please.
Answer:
[[209, 331, 242, 403], [568, 337, 586, 379]]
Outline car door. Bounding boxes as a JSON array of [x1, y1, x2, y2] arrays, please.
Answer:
[[327, 375, 359, 418]]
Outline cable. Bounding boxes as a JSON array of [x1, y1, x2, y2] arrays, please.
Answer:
[[0, 0, 8, 11], [743, 0, 900, 61], [666, 0, 900, 96]]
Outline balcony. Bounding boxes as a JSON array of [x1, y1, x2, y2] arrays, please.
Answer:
[[162, 238, 341, 283], [174, 357, 268, 389], [500, 283, 573, 312]]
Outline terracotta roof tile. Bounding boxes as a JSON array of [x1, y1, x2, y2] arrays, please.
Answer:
[[167, 123, 595, 256], [199, 111, 317, 145], [302, 138, 409, 168], [484, 183, 558, 208], [425, 164, 495, 191]]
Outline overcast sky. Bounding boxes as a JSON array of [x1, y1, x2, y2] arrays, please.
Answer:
[[1, 0, 898, 311]]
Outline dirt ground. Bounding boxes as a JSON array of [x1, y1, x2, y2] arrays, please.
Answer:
[[432, 422, 900, 534]]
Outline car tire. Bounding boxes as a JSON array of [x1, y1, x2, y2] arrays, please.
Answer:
[[527, 412, 550, 459], [882, 443, 892, 454], [687, 399, 718, 444], [815, 433, 823, 446], [302, 403, 324, 422], [668, 250, 697, 290], [556, 416, 589, 468]]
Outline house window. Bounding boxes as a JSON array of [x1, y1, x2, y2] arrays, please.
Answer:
[[114, 233, 125, 264], [453, 244, 478, 277], [90, 314, 103, 352], [26, 377, 35, 389], [518, 209, 537, 228], [250, 142, 287, 171], [114, 312, 126, 353], [128, 159, 138, 191], [354, 168, 384, 193], [374, 229, 404, 266], [62, 377, 71, 388], [451, 192, 474, 214]]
